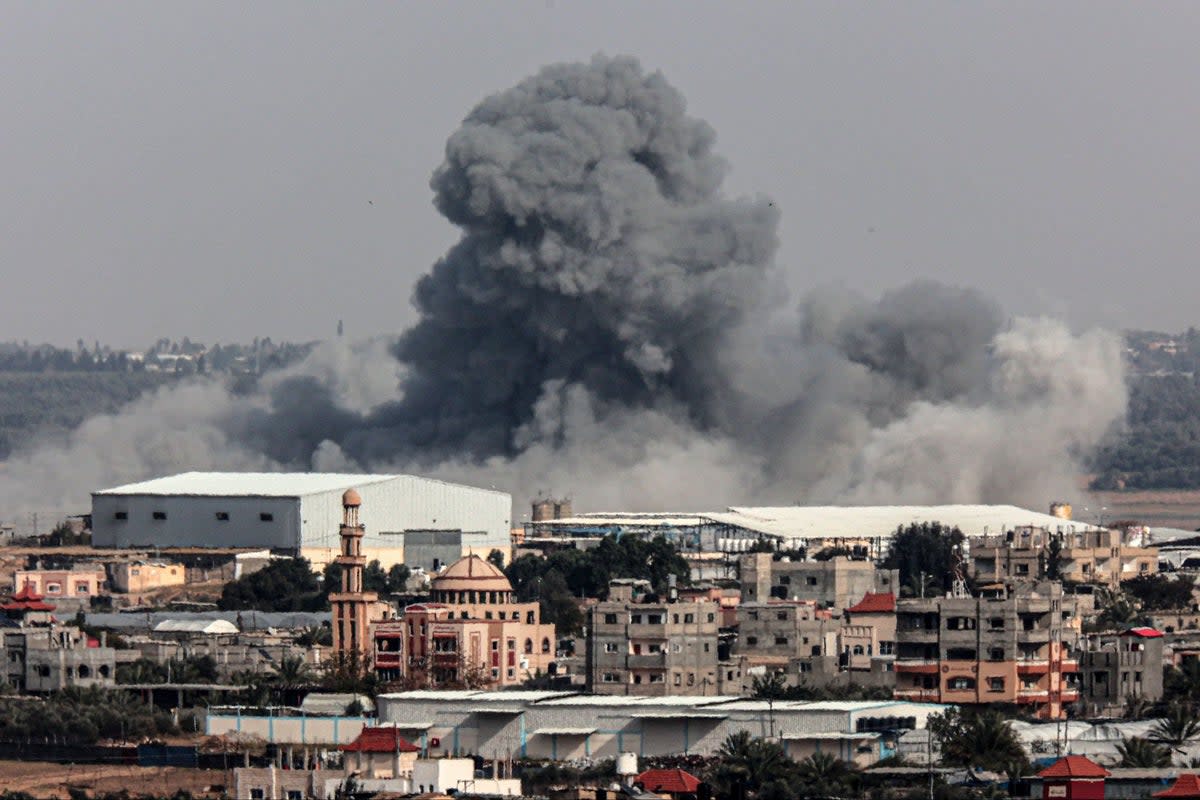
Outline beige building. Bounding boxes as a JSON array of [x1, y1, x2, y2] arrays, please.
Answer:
[[842, 591, 897, 670], [739, 553, 897, 609], [970, 526, 1157, 588], [374, 555, 556, 688], [109, 561, 186, 593], [12, 566, 106, 599], [587, 580, 720, 695]]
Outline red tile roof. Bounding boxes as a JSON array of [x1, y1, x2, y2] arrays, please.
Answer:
[[846, 592, 895, 614], [1122, 626, 1164, 638], [1037, 756, 1110, 779], [636, 768, 702, 794], [1156, 774, 1200, 798], [341, 727, 420, 753], [2, 581, 56, 612]]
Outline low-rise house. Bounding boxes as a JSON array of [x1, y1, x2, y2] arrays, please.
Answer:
[[1, 585, 117, 693], [341, 726, 419, 779], [12, 565, 106, 599], [110, 561, 186, 593]]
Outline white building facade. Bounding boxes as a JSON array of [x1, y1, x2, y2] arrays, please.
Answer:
[[92, 472, 511, 568]]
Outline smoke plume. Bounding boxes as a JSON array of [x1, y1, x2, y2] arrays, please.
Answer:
[[0, 55, 1126, 516]]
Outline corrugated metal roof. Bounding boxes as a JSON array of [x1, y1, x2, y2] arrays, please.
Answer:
[[96, 472, 400, 497], [94, 471, 509, 499], [153, 619, 238, 634], [707, 504, 1099, 540]]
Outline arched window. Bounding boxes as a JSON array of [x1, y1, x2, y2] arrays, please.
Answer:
[[541, 637, 551, 654], [852, 645, 865, 656], [78, 665, 91, 678], [99, 665, 111, 678], [524, 639, 533, 654]]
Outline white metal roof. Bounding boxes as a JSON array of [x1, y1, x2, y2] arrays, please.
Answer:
[[535, 728, 597, 736], [153, 619, 239, 634], [96, 472, 401, 497], [706, 505, 1099, 540]]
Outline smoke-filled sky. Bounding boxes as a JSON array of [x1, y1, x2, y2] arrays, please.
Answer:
[[0, 54, 1128, 517], [2, 3, 1199, 347]]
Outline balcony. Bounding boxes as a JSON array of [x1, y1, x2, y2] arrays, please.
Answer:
[[627, 653, 667, 669], [894, 659, 939, 674], [375, 652, 401, 668], [1017, 660, 1049, 674], [894, 688, 941, 702], [1017, 688, 1050, 703]]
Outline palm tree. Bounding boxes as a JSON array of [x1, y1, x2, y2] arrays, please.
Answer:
[[1153, 704, 1200, 751], [1124, 693, 1154, 720], [796, 751, 857, 794], [707, 731, 796, 798], [928, 708, 1028, 773], [273, 655, 313, 690], [1117, 736, 1172, 768]]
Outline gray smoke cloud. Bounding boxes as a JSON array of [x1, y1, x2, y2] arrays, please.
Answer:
[[0, 55, 1126, 518]]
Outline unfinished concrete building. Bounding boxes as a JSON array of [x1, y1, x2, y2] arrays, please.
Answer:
[[1077, 627, 1165, 718], [970, 526, 1157, 588], [739, 553, 897, 609], [894, 581, 1079, 719], [586, 580, 720, 695]]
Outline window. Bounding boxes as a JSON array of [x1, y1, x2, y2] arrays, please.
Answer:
[[647, 615, 663, 624], [806, 577, 818, 586], [988, 677, 1004, 692], [152, 511, 166, 520], [947, 676, 976, 691], [746, 636, 758, 646], [988, 617, 1004, 630], [672, 643, 682, 653], [852, 645, 865, 656], [605, 642, 619, 653], [215, 512, 229, 521], [46, 583, 61, 594], [946, 617, 976, 631], [634, 674, 643, 684], [507, 668, 515, 678], [259, 513, 274, 522], [703, 643, 711, 652], [492, 640, 499, 651], [775, 636, 788, 646], [75, 583, 90, 595], [684, 614, 694, 624], [748, 611, 759, 621], [707, 613, 715, 623], [631, 615, 643, 624], [1016, 563, 1029, 575], [776, 611, 788, 621], [674, 674, 682, 686], [650, 674, 664, 683], [602, 672, 619, 683], [78, 665, 91, 678], [879, 641, 894, 655], [288, 792, 303, 800], [114, 511, 127, 521], [604, 613, 618, 624], [525, 639, 534, 654], [687, 673, 695, 686], [799, 662, 812, 673], [989, 647, 1005, 661], [780, 576, 791, 585], [542, 638, 551, 654], [250, 790, 266, 800]]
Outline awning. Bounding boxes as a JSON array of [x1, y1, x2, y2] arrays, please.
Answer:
[[389, 721, 435, 730], [632, 711, 728, 719], [535, 728, 596, 736], [781, 731, 880, 741], [469, 707, 524, 715]]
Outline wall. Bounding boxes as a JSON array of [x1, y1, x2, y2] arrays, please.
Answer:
[[93, 495, 299, 549]]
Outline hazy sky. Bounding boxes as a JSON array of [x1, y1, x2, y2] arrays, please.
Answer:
[[3, 3, 1198, 348]]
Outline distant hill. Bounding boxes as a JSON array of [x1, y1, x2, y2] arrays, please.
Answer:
[[0, 372, 174, 460]]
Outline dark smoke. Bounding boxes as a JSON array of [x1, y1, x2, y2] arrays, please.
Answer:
[[0, 56, 1126, 515]]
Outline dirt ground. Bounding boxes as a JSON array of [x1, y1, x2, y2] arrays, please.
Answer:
[[0, 760, 228, 798], [1084, 488, 1200, 531]]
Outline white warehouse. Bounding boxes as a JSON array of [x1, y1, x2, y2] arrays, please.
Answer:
[[91, 472, 512, 568]]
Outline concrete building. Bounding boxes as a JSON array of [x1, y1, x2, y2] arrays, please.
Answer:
[[1077, 627, 1165, 718], [92, 472, 511, 568], [587, 580, 720, 696], [970, 526, 1158, 588], [739, 553, 897, 609], [109, 561, 186, 593], [373, 555, 555, 689], [376, 690, 945, 767], [894, 581, 1079, 719], [1, 585, 117, 692], [341, 726, 420, 779], [12, 565, 106, 599]]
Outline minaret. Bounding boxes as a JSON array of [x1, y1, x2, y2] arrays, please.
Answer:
[[330, 488, 377, 666]]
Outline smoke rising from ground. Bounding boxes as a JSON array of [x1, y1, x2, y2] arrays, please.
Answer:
[[0, 56, 1126, 515]]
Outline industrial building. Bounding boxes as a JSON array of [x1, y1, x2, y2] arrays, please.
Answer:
[[524, 504, 1100, 559], [375, 690, 946, 767], [92, 472, 511, 567]]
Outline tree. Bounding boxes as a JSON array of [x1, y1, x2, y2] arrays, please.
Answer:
[[706, 731, 797, 799], [1153, 704, 1200, 751], [387, 563, 411, 593], [219, 557, 325, 612], [1117, 736, 1172, 767], [487, 549, 506, 570], [928, 708, 1028, 773], [1125, 574, 1197, 612], [882, 522, 967, 597]]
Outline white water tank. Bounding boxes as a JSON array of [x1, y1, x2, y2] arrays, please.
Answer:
[[617, 752, 638, 780]]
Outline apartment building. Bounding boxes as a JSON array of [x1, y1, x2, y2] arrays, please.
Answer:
[[739, 553, 898, 608], [970, 526, 1157, 588], [843, 592, 897, 671], [894, 581, 1078, 719], [1076, 627, 1164, 718], [372, 555, 555, 689], [586, 580, 720, 695]]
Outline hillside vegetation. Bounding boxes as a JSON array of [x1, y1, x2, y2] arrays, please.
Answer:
[[0, 372, 173, 459], [1091, 374, 1200, 490]]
